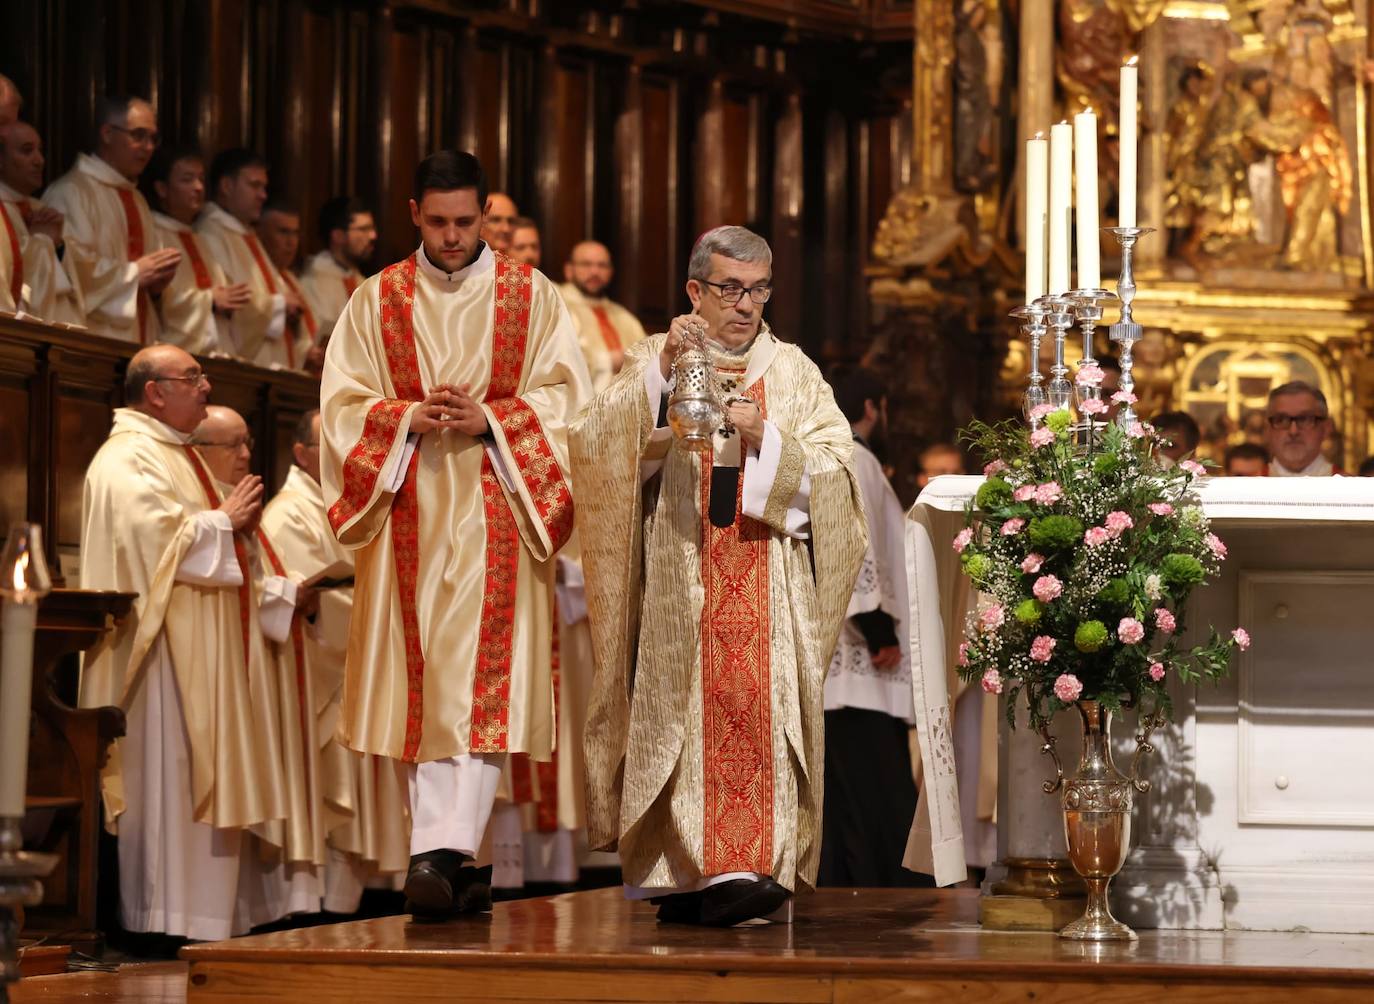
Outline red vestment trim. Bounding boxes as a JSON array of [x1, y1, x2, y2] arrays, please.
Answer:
[[326, 398, 412, 534], [699, 378, 773, 876], [182, 446, 252, 680], [242, 233, 295, 368], [487, 397, 575, 554], [1, 204, 22, 307], [114, 187, 149, 344], [176, 231, 212, 290], [282, 269, 319, 338], [590, 304, 623, 355], [344, 273, 358, 297]]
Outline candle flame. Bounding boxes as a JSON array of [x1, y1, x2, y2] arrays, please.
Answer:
[[1031, 131, 1046, 140], [1126, 55, 1139, 67], [1083, 106, 1094, 115], [11, 552, 27, 593]]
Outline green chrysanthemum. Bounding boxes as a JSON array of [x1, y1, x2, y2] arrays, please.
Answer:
[[1045, 409, 1072, 433], [1097, 577, 1131, 606], [962, 553, 993, 585], [1074, 619, 1109, 653], [1028, 514, 1084, 552], [1093, 453, 1120, 478], [975, 477, 1014, 511], [1161, 553, 1205, 588], [1014, 598, 1043, 626]]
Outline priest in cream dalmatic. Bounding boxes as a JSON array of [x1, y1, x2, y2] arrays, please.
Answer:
[[572, 226, 866, 927], [262, 409, 409, 913], [79, 346, 288, 941], [321, 150, 590, 918]]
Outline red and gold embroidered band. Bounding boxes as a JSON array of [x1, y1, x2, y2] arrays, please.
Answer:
[[176, 231, 212, 290]]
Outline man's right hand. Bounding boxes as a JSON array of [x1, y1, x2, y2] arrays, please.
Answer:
[[219, 474, 264, 532], [661, 313, 708, 379], [212, 282, 252, 314], [409, 388, 464, 434], [136, 248, 182, 288]]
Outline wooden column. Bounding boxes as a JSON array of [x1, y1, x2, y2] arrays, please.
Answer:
[[770, 91, 803, 343], [615, 63, 645, 316]]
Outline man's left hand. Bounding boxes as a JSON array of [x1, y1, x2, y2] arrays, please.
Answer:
[[728, 399, 764, 451], [431, 382, 490, 437]]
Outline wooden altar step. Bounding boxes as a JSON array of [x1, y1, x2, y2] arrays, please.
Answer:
[[169, 888, 1373, 1003]]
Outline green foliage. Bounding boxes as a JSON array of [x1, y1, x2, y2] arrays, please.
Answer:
[[976, 477, 1014, 511], [1015, 599, 1043, 626]]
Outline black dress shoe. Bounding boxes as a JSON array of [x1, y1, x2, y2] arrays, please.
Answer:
[[651, 890, 706, 925], [699, 878, 790, 927], [404, 849, 464, 918], [453, 864, 494, 914]]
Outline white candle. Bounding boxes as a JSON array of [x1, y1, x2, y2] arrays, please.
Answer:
[[1048, 121, 1073, 295], [1025, 133, 1048, 303], [1074, 108, 1101, 290], [0, 599, 38, 818], [1119, 57, 1139, 228]]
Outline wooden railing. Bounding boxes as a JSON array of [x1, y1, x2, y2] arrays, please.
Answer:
[[0, 314, 321, 582]]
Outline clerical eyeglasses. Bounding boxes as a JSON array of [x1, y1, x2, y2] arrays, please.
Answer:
[[1266, 413, 1327, 430], [198, 435, 255, 451], [109, 125, 161, 148], [153, 371, 210, 387], [700, 280, 773, 306]]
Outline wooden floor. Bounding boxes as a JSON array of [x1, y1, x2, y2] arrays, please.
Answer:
[[16, 889, 1374, 1003]]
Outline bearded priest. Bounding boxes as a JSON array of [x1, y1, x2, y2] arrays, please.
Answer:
[[571, 226, 866, 927], [321, 150, 590, 918]]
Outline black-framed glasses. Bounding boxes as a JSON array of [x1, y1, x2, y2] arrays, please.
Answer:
[[701, 279, 773, 306], [153, 371, 209, 387], [1266, 413, 1327, 430], [198, 436, 255, 451], [109, 125, 161, 148]]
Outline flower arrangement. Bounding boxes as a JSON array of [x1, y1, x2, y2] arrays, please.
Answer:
[[954, 406, 1248, 728]]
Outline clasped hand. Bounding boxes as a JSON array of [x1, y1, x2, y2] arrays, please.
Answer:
[[411, 383, 489, 436]]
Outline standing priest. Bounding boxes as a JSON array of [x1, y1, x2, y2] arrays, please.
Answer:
[[571, 225, 866, 927], [321, 150, 590, 918]]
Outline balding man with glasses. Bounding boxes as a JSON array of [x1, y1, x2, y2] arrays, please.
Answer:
[[45, 95, 181, 343], [1263, 380, 1341, 476]]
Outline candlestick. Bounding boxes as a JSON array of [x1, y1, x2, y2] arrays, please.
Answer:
[[1049, 121, 1073, 295], [1073, 109, 1101, 290], [1025, 133, 1048, 304], [1070, 288, 1119, 445], [1106, 227, 1155, 428], [1119, 57, 1139, 229], [1011, 302, 1049, 422], [1039, 294, 1076, 412]]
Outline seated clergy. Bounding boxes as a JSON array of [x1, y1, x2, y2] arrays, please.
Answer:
[[1264, 380, 1340, 476], [192, 404, 324, 925], [1225, 442, 1269, 477], [45, 95, 181, 342], [0, 120, 86, 325], [195, 148, 308, 369], [143, 147, 249, 354], [261, 409, 409, 912], [509, 215, 541, 267], [79, 345, 287, 940], [299, 196, 374, 342]]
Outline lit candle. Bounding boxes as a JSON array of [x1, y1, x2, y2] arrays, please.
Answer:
[[1074, 107, 1101, 290], [1048, 121, 1073, 295], [1119, 56, 1139, 228], [0, 526, 51, 819], [1025, 133, 1048, 303]]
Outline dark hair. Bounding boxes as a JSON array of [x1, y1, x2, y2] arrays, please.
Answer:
[[1358, 455, 1374, 477], [123, 355, 158, 405], [139, 144, 204, 210], [317, 196, 369, 245], [1268, 380, 1328, 413], [94, 94, 144, 144], [512, 215, 539, 232], [413, 150, 488, 205], [261, 196, 298, 218], [831, 366, 886, 425], [1152, 410, 1200, 453], [292, 409, 320, 448], [208, 147, 267, 199], [1225, 442, 1269, 468]]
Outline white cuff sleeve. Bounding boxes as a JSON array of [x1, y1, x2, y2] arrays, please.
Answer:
[[109, 261, 141, 322], [385, 433, 419, 493], [742, 420, 812, 539], [555, 557, 588, 624], [175, 510, 244, 587], [485, 441, 517, 494], [259, 575, 298, 643], [264, 292, 287, 341], [640, 364, 675, 484]]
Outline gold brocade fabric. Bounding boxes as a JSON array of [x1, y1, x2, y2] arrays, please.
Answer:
[[320, 247, 591, 763], [262, 466, 410, 872], [571, 331, 866, 892], [79, 408, 287, 834]]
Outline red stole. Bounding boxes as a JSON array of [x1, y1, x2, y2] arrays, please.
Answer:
[[1, 204, 21, 306], [242, 232, 296, 368], [176, 230, 213, 290], [114, 187, 149, 343]]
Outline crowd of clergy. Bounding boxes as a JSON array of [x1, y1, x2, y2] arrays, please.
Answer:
[[6, 75, 1362, 951]]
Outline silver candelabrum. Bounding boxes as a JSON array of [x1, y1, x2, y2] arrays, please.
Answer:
[[1068, 287, 1118, 443], [1037, 294, 1076, 413], [1105, 227, 1154, 428], [1010, 302, 1049, 424]]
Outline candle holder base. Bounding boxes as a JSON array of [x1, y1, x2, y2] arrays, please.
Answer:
[[0, 823, 58, 1003]]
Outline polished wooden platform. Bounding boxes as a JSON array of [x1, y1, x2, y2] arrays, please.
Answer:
[[175, 888, 1374, 1003]]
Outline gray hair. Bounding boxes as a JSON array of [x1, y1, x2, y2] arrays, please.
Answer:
[[688, 226, 771, 281], [1268, 380, 1328, 413]]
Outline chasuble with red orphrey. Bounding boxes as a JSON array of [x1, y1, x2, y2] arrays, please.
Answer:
[[321, 245, 590, 765], [571, 330, 867, 894]]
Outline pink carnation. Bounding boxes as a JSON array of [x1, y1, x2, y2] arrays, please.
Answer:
[[1075, 364, 1104, 387], [1030, 427, 1056, 448], [1014, 485, 1038, 503], [1232, 627, 1251, 650], [1030, 635, 1057, 663], [1127, 421, 1150, 439], [983, 460, 1008, 477], [1154, 608, 1176, 634], [1105, 511, 1134, 536], [1032, 574, 1064, 602], [1029, 403, 1057, 421], [1111, 390, 1138, 405], [1205, 532, 1227, 559], [957, 641, 970, 667], [1034, 482, 1063, 505], [1149, 662, 1166, 682], [1118, 617, 1145, 644], [1180, 459, 1207, 477], [1053, 673, 1083, 702], [979, 604, 1006, 631], [981, 669, 1003, 695], [1149, 502, 1174, 516], [1079, 398, 1109, 416], [1084, 526, 1111, 548], [1020, 553, 1045, 574], [1001, 518, 1026, 536], [953, 527, 974, 554]]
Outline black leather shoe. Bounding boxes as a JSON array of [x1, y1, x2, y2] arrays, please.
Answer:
[[700, 878, 790, 927], [651, 890, 706, 925], [404, 850, 463, 918], [454, 864, 494, 914]]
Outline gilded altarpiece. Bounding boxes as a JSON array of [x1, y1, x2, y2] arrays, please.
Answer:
[[872, 0, 1374, 472]]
